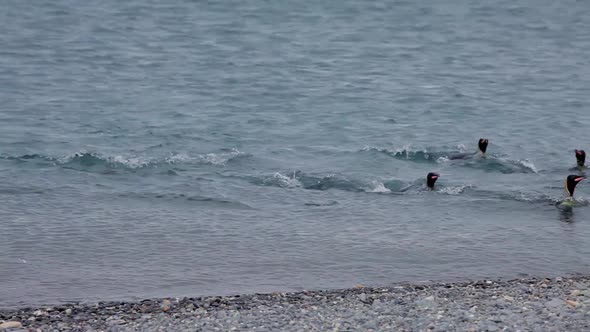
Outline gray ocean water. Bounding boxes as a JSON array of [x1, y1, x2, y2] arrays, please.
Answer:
[[2, 0, 590, 308]]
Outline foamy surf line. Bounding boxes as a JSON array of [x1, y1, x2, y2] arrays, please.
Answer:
[[360, 145, 538, 173], [0, 148, 250, 170], [1, 275, 589, 331]]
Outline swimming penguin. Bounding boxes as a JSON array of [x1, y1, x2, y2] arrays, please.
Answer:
[[575, 149, 586, 169], [426, 172, 439, 189], [565, 174, 585, 198], [449, 138, 489, 160], [478, 138, 488, 155], [559, 174, 586, 208]]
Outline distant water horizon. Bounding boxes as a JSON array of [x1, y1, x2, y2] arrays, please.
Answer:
[[2, 0, 590, 308]]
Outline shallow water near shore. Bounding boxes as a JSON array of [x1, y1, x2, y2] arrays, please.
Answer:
[[2, 0, 590, 308]]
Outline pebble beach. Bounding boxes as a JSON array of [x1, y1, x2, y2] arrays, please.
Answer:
[[2, 276, 590, 331]]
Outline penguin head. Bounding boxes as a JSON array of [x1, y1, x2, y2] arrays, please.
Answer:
[[478, 138, 489, 154], [426, 172, 439, 189], [575, 149, 586, 167], [565, 174, 585, 197]]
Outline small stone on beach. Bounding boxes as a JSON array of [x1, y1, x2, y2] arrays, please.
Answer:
[[545, 298, 564, 309], [0, 321, 23, 330]]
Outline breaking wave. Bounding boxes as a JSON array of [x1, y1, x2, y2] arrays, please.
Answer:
[[1, 148, 250, 172], [436, 184, 473, 195], [166, 148, 250, 166], [244, 169, 577, 205], [452, 157, 538, 174], [360, 146, 537, 174], [249, 171, 438, 194]]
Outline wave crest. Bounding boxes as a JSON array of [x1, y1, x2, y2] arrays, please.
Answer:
[[60, 152, 152, 169], [361, 145, 538, 174], [166, 149, 250, 166], [251, 172, 408, 194], [365, 181, 391, 193], [2, 148, 250, 172], [436, 185, 472, 195], [457, 157, 538, 174]]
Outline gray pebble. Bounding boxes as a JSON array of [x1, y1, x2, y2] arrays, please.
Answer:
[[107, 318, 127, 326], [486, 323, 499, 332], [545, 298, 564, 309], [357, 293, 367, 302]]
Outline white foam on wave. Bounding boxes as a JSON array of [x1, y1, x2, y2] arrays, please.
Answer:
[[396, 144, 416, 158], [56, 148, 250, 169], [518, 159, 538, 173], [515, 191, 534, 202], [365, 181, 391, 193], [110, 155, 152, 168], [494, 156, 538, 173], [569, 196, 590, 205], [165, 149, 248, 166], [57, 151, 88, 164], [361, 146, 393, 156], [437, 184, 472, 195], [272, 172, 301, 188], [196, 148, 248, 166], [58, 151, 153, 169], [201, 153, 229, 166], [165, 153, 191, 164], [361, 144, 430, 158]]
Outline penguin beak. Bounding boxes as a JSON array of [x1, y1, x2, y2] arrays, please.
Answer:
[[431, 175, 438, 180], [575, 176, 585, 182]]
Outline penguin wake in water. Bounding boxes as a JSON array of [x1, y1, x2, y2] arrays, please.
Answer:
[[426, 172, 439, 190], [571, 149, 587, 171], [449, 138, 488, 160], [558, 174, 586, 208]]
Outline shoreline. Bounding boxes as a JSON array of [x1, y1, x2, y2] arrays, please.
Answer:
[[2, 276, 590, 331]]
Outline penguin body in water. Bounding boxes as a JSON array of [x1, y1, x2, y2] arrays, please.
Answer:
[[558, 174, 585, 208], [449, 138, 488, 160], [426, 172, 439, 190], [397, 172, 440, 192], [571, 149, 587, 171]]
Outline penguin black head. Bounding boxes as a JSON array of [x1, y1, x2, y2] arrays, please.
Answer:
[[426, 172, 439, 189], [478, 138, 489, 154], [575, 149, 586, 167], [565, 174, 585, 197]]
